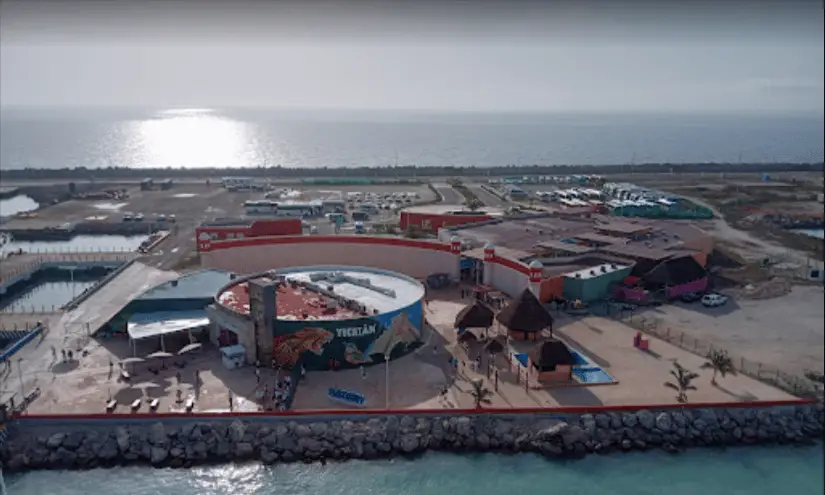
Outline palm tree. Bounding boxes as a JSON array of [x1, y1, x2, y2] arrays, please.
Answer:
[[664, 361, 699, 403], [469, 378, 494, 408], [700, 349, 736, 386]]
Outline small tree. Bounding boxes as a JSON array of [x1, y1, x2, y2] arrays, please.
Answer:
[[465, 198, 483, 212], [470, 378, 494, 408], [700, 349, 737, 386], [664, 361, 699, 404]]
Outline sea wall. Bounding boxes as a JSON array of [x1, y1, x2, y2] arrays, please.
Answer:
[[2, 402, 822, 472]]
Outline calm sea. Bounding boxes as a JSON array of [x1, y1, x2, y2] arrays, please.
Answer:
[[5, 447, 824, 495], [0, 108, 823, 170]]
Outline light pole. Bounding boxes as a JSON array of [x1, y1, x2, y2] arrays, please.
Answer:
[[384, 354, 390, 409], [17, 358, 24, 398]]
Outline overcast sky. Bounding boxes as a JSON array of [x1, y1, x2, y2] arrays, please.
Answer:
[[1, 1, 823, 114]]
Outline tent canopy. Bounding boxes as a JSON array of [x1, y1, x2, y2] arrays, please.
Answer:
[[495, 289, 553, 334], [127, 309, 209, 341], [454, 300, 495, 329]]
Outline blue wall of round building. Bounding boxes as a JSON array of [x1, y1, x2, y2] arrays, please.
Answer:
[[272, 297, 424, 371]]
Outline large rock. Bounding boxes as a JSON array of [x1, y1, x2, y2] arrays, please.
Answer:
[[149, 423, 167, 447], [46, 433, 66, 449], [150, 446, 168, 465], [115, 427, 131, 452], [636, 410, 655, 430], [655, 413, 673, 432]]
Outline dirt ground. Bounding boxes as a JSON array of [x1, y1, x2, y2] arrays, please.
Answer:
[[632, 285, 825, 377]]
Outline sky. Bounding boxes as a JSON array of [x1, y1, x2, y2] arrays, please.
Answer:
[[1, 0, 823, 114]]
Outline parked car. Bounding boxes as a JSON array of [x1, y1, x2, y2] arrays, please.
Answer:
[[680, 292, 704, 303], [701, 293, 728, 307]]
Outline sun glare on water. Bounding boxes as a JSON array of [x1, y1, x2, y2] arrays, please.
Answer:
[[131, 111, 256, 168]]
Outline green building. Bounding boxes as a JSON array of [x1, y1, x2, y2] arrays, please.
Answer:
[[562, 263, 633, 303]]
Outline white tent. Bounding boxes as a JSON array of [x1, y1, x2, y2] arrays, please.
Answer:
[[127, 310, 209, 354]]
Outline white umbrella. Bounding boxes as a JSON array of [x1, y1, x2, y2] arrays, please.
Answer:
[[120, 357, 145, 364], [177, 343, 202, 355], [146, 351, 174, 359]]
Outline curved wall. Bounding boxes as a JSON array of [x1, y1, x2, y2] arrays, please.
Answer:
[[200, 236, 457, 280]]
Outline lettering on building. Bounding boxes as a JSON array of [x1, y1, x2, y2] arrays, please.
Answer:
[[335, 324, 378, 338]]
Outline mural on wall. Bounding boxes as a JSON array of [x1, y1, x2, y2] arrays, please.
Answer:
[[273, 300, 424, 370]]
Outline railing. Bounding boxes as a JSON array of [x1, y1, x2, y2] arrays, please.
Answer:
[[619, 312, 820, 398]]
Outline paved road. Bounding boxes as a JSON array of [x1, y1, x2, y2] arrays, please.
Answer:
[[431, 183, 463, 204], [467, 184, 510, 208]]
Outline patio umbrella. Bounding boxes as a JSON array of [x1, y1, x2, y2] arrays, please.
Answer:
[[120, 357, 145, 364], [177, 343, 203, 355]]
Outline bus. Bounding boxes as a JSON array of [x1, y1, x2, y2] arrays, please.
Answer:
[[244, 200, 278, 215], [222, 177, 255, 191]]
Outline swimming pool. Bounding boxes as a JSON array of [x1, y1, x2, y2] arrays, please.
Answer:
[[572, 367, 615, 384], [513, 348, 615, 384]]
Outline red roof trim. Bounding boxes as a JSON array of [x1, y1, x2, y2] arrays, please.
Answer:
[[206, 235, 452, 252]]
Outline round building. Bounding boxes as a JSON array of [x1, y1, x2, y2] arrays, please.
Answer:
[[208, 266, 425, 370]]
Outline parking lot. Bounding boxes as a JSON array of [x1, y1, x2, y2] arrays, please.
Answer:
[[634, 285, 824, 376]]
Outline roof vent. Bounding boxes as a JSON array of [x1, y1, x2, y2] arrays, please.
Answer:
[[171, 280, 179, 287], [327, 285, 334, 292], [600, 266, 607, 273], [575, 273, 582, 278], [229, 273, 237, 280], [590, 270, 596, 276]]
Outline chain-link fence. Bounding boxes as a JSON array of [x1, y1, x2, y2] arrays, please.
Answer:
[[620, 313, 820, 398]]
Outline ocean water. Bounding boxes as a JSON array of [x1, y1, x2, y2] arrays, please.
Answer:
[[0, 108, 823, 170], [5, 447, 824, 495]]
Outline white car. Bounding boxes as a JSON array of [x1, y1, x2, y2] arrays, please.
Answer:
[[701, 293, 728, 307]]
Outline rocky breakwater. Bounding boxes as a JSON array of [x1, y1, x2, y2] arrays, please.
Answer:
[[3, 404, 823, 471]]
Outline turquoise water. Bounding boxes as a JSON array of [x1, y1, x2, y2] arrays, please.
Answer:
[[572, 368, 615, 384], [7, 446, 823, 495]]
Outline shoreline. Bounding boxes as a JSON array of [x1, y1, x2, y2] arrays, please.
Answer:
[[0, 162, 822, 182], [3, 402, 822, 473]]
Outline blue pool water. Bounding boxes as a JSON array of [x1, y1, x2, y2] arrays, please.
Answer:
[[573, 368, 616, 384], [570, 350, 589, 366], [514, 349, 614, 384]]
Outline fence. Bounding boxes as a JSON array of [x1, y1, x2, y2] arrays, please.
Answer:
[[620, 312, 819, 398]]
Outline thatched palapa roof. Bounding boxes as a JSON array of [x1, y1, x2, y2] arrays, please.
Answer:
[[528, 339, 575, 371], [484, 337, 506, 354], [643, 255, 707, 287], [495, 289, 553, 333], [454, 300, 495, 329]]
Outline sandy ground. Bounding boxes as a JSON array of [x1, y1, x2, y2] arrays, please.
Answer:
[[3, 284, 800, 415], [424, 289, 795, 407], [633, 285, 824, 376]]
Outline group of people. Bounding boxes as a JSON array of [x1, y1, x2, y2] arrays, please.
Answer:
[[255, 359, 297, 412]]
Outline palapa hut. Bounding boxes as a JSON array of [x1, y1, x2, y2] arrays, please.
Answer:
[[454, 300, 495, 333], [484, 337, 506, 355], [495, 289, 553, 341], [528, 339, 576, 384]]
